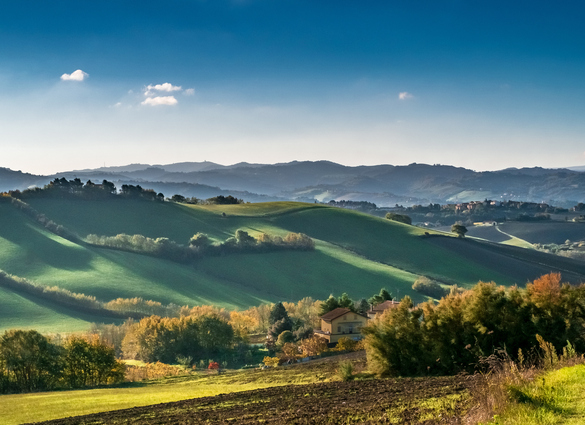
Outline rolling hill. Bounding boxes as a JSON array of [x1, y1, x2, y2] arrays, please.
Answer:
[[51, 161, 585, 207], [1, 197, 585, 333], [3, 161, 585, 207]]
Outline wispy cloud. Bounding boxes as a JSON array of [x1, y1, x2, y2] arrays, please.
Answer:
[[398, 92, 413, 100], [145, 82, 182, 96], [61, 70, 88, 81], [184, 88, 195, 96], [141, 96, 178, 106]]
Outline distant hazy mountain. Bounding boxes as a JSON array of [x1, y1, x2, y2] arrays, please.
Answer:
[[2, 161, 584, 206], [568, 166, 585, 172], [68, 161, 264, 175], [0, 168, 48, 192]]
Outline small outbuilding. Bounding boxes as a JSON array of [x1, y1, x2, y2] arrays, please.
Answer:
[[366, 300, 401, 319]]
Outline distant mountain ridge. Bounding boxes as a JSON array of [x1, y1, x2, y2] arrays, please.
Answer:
[[1, 161, 583, 207]]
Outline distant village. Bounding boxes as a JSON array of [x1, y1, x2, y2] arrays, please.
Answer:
[[327, 199, 585, 227]]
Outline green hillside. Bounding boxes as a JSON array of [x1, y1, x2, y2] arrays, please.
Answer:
[[1, 198, 584, 332]]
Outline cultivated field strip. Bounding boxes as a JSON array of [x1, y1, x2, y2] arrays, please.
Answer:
[[29, 375, 475, 425]]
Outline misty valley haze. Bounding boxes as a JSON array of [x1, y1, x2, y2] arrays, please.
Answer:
[[1, 161, 584, 208]]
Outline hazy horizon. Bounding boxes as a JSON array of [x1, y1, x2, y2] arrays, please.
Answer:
[[4, 158, 584, 177], [2, 1, 584, 175]]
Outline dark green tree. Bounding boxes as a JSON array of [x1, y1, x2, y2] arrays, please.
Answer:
[[451, 224, 468, 238], [269, 302, 290, 326], [355, 298, 370, 315], [171, 194, 186, 203], [385, 213, 412, 225], [338, 293, 355, 311], [268, 318, 294, 340], [319, 295, 340, 315], [368, 288, 393, 306]]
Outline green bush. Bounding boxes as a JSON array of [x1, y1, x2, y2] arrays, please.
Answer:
[[338, 361, 354, 381], [412, 276, 449, 299]]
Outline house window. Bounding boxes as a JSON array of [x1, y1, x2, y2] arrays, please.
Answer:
[[337, 326, 341, 333], [348, 326, 353, 334]]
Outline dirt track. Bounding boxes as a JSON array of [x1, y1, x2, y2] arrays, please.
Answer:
[[31, 375, 475, 425]]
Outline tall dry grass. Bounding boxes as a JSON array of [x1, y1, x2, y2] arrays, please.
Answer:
[[464, 340, 585, 424]]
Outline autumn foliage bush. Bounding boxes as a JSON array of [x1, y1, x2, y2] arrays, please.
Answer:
[[364, 273, 585, 377]]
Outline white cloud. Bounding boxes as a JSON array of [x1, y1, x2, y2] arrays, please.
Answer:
[[60, 70, 89, 81], [141, 96, 178, 106], [145, 82, 182, 96], [398, 92, 413, 100], [184, 88, 195, 96]]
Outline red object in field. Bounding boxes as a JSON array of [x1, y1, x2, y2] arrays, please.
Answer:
[[208, 361, 220, 370]]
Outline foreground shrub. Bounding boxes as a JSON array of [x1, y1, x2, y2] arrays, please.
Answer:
[[364, 274, 585, 377], [263, 356, 280, 367], [335, 337, 358, 352], [337, 361, 354, 382]]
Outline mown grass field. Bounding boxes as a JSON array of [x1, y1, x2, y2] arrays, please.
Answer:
[[1, 199, 584, 332]]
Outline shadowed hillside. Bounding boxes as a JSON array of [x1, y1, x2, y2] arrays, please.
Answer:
[[1, 198, 584, 332]]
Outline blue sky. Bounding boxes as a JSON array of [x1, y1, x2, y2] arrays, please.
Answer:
[[1, 0, 584, 174]]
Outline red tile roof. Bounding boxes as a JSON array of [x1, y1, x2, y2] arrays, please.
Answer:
[[370, 300, 400, 313], [320, 307, 368, 322], [320, 308, 352, 322]]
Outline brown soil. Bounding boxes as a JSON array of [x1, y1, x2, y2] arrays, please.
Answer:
[[30, 374, 476, 425]]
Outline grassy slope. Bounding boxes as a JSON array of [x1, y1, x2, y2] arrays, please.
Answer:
[[25, 198, 519, 286], [0, 201, 423, 331], [2, 199, 584, 332], [488, 364, 585, 425]]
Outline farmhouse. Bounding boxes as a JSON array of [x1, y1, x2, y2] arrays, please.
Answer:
[[366, 300, 401, 319], [473, 221, 497, 226], [314, 308, 368, 344]]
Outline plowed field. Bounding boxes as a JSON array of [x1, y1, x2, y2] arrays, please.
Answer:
[[31, 375, 475, 424]]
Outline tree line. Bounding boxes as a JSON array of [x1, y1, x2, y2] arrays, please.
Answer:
[[86, 229, 315, 262], [0, 330, 123, 394], [9, 177, 246, 205]]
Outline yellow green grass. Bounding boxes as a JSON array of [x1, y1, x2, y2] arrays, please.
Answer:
[[487, 364, 585, 425], [0, 363, 338, 425], [494, 226, 534, 249]]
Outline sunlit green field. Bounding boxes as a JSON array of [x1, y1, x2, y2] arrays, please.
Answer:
[[1, 198, 583, 332], [0, 360, 339, 425]]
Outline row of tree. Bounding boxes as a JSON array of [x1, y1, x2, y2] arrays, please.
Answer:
[[0, 330, 123, 394], [121, 315, 238, 365], [87, 229, 315, 263], [319, 288, 393, 316], [171, 194, 244, 205], [10, 177, 247, 205], [364, 273, 585, 376]]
